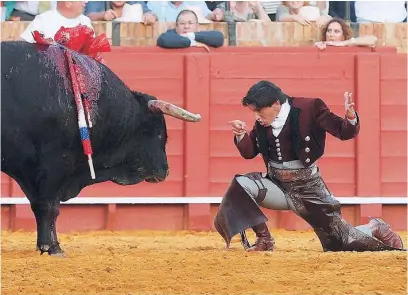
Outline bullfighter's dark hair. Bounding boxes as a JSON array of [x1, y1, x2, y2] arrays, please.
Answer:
[[176, 9, 198, 24], [242, 80, 288, 110]]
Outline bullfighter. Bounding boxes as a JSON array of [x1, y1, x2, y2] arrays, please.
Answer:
[[214, 80, 404, 252]]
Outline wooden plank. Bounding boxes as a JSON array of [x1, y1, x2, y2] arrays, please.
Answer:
[[355, 54, 381, 198], [210, 53, 355, 79]]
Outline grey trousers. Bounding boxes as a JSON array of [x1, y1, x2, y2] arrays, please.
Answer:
[[236, 174, 373, 237]]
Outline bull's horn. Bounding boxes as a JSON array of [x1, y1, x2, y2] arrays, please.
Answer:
[[148, 100, 201, 122]]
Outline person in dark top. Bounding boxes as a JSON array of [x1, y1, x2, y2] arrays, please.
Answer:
[[205, 1, 225, 11], [157, 9, 224, 50], [329, 0, 356, 22]]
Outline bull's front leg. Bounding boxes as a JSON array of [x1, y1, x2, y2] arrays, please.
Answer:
[[30, 200, 65, 257]]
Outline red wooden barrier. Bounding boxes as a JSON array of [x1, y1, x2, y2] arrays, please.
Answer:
[[1, 46, 406, 232]]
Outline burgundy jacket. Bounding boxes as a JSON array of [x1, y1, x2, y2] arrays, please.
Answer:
[[234, 97, 360, 168]]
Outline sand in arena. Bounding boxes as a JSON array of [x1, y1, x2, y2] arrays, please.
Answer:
[[2, 230, 406, 295]]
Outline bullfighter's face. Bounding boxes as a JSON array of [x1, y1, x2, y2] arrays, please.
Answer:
[[248, 102, 281, 126]]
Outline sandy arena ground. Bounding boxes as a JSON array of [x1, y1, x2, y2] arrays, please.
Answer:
[[1, 230, 407, 295]]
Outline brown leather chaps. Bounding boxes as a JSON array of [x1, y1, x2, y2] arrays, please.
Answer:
[[214, 166, 405, 252]]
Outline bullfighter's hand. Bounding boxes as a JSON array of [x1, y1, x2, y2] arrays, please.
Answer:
[[344, 92, 356, 120], [229, 120, 247, 136]]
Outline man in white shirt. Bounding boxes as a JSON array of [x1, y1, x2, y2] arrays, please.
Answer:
[[355, 1, 407, 23], [21, 1, 93, 43]]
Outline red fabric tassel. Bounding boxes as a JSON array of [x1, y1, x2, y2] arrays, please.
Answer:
[[32, 31, 55, 45], [32, 24, 111, 62]]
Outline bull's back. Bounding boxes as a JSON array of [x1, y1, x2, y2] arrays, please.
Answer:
[[1, 41, 75, 110], [1, 41, 79, 169]]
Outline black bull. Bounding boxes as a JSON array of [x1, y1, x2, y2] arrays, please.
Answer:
[[1, 41, 201, 256]]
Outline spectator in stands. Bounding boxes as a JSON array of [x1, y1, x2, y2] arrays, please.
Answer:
[[355, 1, 407, 23], [314, 18, 377, 50], [205, 1, 224, 11], [328, 0, 356, 22], [7, 1, 57, 21], [276, 1, 332, 27], [218, 1, 271, 22], [157, 9, 224, 50], [310, 0, 329, 15], [20, 1, 93, 43], [147, 1, 223, 23], [10, 1, 39, 21], [2, 1, 16, 20], [85, 1, 157, 24], [261, 1, 281, 21]]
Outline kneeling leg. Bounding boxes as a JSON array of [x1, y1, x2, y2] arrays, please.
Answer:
[[235, 173, 295, 252]]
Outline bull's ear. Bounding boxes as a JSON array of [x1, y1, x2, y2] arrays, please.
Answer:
[[147, 100, 201, 122]]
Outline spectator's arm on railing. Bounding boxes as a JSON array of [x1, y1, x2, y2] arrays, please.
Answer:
[[195, 31, 224, 47], [85, 1, 112, 21], [129, 1, 157, 24], [315, 35, 378, 50], [202, 2, 223, 22], [345, 35, 378, 47], [157, 29, 224, 49], [157, 29, 192, 49]]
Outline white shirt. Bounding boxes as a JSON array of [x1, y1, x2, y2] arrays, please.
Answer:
[[261, 1, 281, 14], [15, 1, 40, 15], [21, 9, 93, 43], [309, 1, 330, 15], [236, 100, 357, 142], [355, 1, 407, 23], [270, 100, 290, 137], [15, 1, 57, 15]]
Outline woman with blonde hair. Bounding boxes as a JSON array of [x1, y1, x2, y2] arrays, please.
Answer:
[[314, 17, 378, 50]]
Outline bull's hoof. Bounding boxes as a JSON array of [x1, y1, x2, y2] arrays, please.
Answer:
[[38, 243, 65, 256]]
